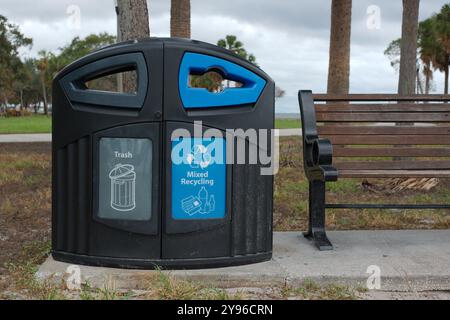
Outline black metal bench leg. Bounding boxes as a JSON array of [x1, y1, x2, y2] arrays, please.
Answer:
[[303, 180, 333, 251]]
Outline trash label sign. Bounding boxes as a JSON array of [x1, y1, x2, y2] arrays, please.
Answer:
[[171, 137, 226, 220], [98, 137, 152, 221]]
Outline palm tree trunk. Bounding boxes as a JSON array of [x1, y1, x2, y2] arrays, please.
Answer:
[[117, 0, 149, 40], [20, 89, 24, 111], [171, 0, 191, 38], [41, 79, 48, 115], [445, 61, 449, 94], [327, 0, 352, 95], [115, 3, 123, 93], [116, 0, 150, 93], [389, 0, 436, 191], [416, 68, 423, 94], [398, 0, 420, 95], [425, 73, 430, 94]]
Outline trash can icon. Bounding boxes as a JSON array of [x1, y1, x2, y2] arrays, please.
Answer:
[[109, 164, 136, 212]]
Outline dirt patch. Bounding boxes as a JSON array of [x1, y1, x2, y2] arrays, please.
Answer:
[[0, 143, 51, 296], [0, 142, 51, 154]]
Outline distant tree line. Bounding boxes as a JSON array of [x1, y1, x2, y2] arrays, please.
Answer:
[[0, 14, 115, 115]]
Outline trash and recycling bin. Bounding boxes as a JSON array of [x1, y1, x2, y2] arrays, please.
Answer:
[[52, 38, 275, 269]]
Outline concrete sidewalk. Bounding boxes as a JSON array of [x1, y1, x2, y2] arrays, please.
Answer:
[[275, 128, 302, 137], [0, 133, 51, 143], [36, 230, 450, 292], [0, 130, 302, 144]]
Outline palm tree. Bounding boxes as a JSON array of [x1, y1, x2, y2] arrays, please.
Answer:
[[217, 35, 256, 64], [190, 35, 262, 91], [387, 9, 449, 95], [398, 0, 420, 96], [216, 35, 256, 88], [327, 0, 352, 95], [435, 4, 450, 93], [419, 19, 436, 94], [171, 0, 191, 38]]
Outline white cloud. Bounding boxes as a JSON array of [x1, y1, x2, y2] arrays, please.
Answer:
[[3, 0, 449, 113]]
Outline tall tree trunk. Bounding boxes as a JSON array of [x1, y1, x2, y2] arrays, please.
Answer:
[[398, 0, 420, 95], [424, 62, 431, 94], [20, 89, 24, 111], [171, 0, 191, 38], [445, 61, 449, 94], [3, 95, 8, 109], [327, 0, 352, 95], [117, 0, 150, 41], [116, 0, 150, 93], [390, 0, 426, 189], [416, 68, 422, 94], [41, 77, 48, 116], [115, 4, 123, 92]]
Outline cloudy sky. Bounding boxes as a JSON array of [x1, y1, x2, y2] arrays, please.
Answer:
[[1, 0, 448, 113]]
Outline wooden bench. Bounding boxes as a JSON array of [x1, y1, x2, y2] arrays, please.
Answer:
[[298, 91, 450, 250]]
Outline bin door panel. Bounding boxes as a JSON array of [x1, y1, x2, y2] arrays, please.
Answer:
[[91, 122, 161, 259], [162, 122, 232, 259]]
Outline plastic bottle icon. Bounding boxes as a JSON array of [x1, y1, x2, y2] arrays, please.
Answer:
[[209, 195, 215, 212], [198, 187, 208, 213], [203, 201, 211, 215]]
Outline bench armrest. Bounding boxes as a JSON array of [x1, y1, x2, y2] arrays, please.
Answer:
[[298, 90, 338, 182]]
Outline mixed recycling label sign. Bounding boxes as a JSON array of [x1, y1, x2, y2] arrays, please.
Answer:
[[171, 137, 226, 220]]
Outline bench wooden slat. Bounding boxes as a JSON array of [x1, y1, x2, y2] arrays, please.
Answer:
[[318, 125, 450, 135], [339, 170, 450, 178], [333, 146, 450, 157], [313, 94, 450, 102], [335, 161, 450, 170], [315, 104, 450, 113], [326, 135, 450, 145], [316, 112, 450, 122]]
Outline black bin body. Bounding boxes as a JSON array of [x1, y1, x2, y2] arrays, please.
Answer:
[[52, 38, 274, 269]]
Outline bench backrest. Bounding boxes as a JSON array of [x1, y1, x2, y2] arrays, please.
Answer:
[[313, 94, 450, 178]]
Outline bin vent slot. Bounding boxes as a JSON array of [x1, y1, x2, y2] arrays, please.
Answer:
[[84, 69, 138, 94], [60, 52, 148, 109], [231, 139, 273, 256], [54, 137, 90, 255]]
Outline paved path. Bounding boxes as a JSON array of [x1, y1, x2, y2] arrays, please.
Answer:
[[37, 230, 450, 292], [0, 133, 51, 143], [0, 130, 302, 144], [275, 128, 302, 137]]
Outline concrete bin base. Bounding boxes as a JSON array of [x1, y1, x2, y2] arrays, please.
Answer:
[[36, 231, 450, 292]]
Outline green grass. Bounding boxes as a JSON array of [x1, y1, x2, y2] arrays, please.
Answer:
[[0, 115, 51, 134], [275, 118, 300, 129], [5, 240, 65, 300], [282, 279, 360, 300], [0, 116, 297, 133]]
